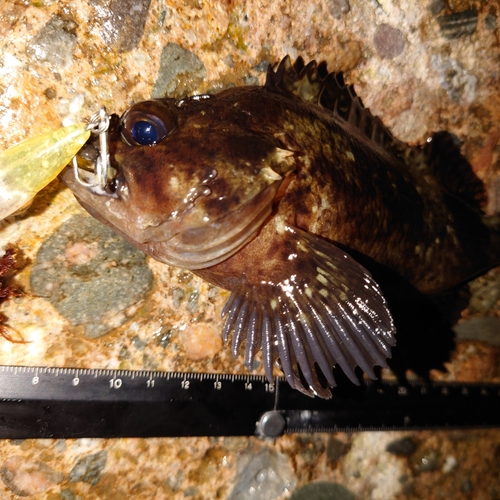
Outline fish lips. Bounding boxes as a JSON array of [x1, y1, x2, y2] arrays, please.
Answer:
[[60, 165, 281, 269]]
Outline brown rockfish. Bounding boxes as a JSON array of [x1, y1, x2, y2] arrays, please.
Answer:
[[61, 57, 500, 398]]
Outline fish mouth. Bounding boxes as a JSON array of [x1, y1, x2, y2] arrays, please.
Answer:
[[147, 180, 281, 269], [61, 164, 281, 270]]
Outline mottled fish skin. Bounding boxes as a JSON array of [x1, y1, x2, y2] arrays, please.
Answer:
[[61, 57, 499, 398]]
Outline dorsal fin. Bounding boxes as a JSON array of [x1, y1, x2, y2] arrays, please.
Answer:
[[265, 57, 487, 212], [265, 56, 399, 154], [265, 56, 327, 103]]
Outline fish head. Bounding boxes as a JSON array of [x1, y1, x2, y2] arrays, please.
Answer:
[[61, 94, 296, 269]]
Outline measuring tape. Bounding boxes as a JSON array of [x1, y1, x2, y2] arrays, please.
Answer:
[[0, 365, 498, 438]]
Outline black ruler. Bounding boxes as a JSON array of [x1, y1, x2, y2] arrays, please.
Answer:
[[0, 365, 498, 438]]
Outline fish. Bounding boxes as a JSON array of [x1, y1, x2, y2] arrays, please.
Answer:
[[61, 56, 500, 398]]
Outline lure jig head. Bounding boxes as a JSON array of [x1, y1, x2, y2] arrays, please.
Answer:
[[72, 107, 113, 194]]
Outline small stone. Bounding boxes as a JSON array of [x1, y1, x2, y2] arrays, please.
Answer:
[[179, 323, 222, 360], [253, 60, 270, 72], [44, 87, 57, 99], [0, 456, 63, 496], [30, 215, 153, 339], [373, 24, 405, 59], [429, 0, 445, 16], [454, 316, 500, 346], [327, 0, 350, 19], [326, 437, 346, 462], [26, 15, 77, 69], [386, 437, 417, 456], [132, 335, 146, 350], [437, 9, 478, 39], [152, 43, 206, 98], [228, 448, 296, 500], [96, 0, 151, 52], [244, 75, 259, 86], [186, 290, 200, 314], [69, 450, 107, 485], [442, 455, 457, 473], [171, 287, 185, 309], [413, 449, 438, 472], [59, 489, 76, 500], [290, 482, 354, 500]]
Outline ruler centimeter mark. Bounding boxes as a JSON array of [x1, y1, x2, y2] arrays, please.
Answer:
[[0, 364, 498, 438]]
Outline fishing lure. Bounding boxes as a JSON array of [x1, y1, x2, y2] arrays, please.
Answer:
[[0, 122, 91, 220]]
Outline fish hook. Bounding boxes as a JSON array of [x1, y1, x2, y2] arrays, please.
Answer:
[[72, 106, 111, 191]]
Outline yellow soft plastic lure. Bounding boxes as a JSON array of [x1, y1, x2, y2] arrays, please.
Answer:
[[0, 123, 90, 220]]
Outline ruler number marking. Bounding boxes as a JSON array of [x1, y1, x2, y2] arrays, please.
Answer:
[[181, 380, 190, 390], [147, 379, 155, 388], [214, 381, 222, 390], [109, 378, 123, 389], [32, 376, 39, 385]]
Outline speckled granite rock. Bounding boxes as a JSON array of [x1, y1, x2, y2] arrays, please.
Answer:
[[0, 0, 499, 499]]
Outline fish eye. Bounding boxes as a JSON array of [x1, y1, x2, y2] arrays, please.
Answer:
[[131, 119, 165, 145], [120, 100, 177, 147]]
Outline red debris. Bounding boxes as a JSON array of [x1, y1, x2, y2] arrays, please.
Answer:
[[0, 249, 25, 343]]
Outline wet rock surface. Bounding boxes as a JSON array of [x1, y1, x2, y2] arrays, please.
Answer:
[[0, 0, 499, 499]]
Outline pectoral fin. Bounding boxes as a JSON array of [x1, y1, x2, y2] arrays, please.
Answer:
[[221, 225, 396, 398]]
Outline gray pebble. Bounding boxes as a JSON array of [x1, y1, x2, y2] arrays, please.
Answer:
[[30, 215, 153, 339], [290, 482, 354, 500], [454, 316, 500, 346], [152, 43, 206, 98], [253, 60, 270, 72], [95, 0, 151, 52], [26, 15, 77, 69], [186, 290, 200, 314], [132, 335, 146, 350], [327, 0, 350, 19], [228, 448, 296, 499], [429, 0, 445, 16], [59, 489, 76, 500], [171, 287, 185, 309], [69, 450, 107, 485], [243, 75, 259, 86], [386, 437, 417, 456]]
